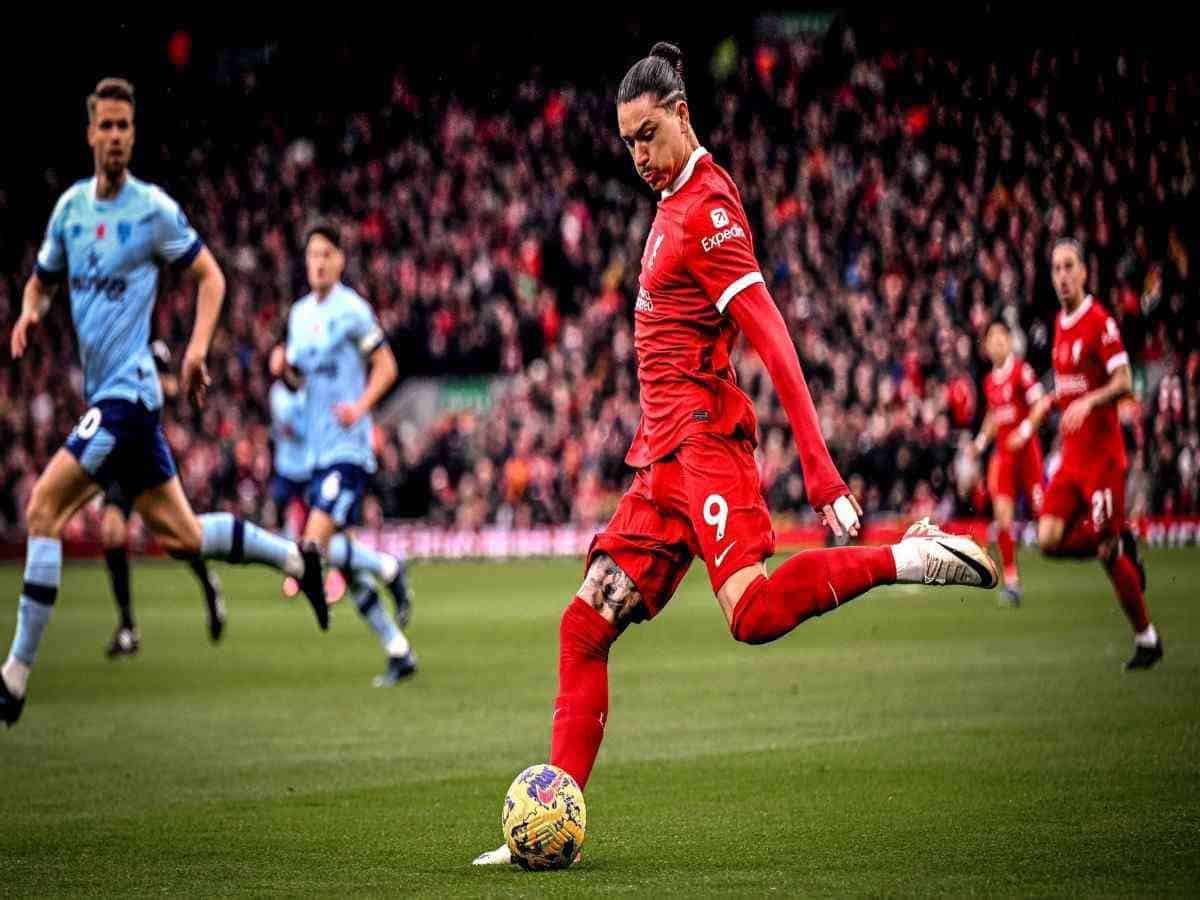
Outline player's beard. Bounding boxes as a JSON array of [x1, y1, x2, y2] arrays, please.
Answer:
[[100, 148, 128, 184]]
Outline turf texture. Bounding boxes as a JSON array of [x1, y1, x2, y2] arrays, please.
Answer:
[[0, 550, 1197, 897]]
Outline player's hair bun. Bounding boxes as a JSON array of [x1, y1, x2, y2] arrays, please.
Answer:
[[617, 41, 687, 105], [649, 42, 684, 78]]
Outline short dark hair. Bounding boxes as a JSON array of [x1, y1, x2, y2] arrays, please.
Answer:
[[1052, 237, 1085, 265], [617, 42, 686, 107], [87, 77, 135, 121], [986, 318, 1010, 335], [305, 220, 342, 250]]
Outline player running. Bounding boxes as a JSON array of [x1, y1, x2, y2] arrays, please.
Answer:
[[274, 222, 416, 686], [972, 320, 1046, 606], [473, 42, 997, 865], [103, 340, 225, 657], [1009, 239, 1162, 670], [1, 78, 328, 728], [268, 377, 311, 541]]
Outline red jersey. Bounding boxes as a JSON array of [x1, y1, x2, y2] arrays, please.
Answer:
[[983, 355, 1044, 445], [626, 148, 763, 469], [1052, 296, 1130, 469]]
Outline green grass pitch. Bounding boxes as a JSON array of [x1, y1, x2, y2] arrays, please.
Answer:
[[1, 551, 1197, 897]]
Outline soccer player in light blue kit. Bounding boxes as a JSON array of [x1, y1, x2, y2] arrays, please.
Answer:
[[276, 222, 416, 686], [268, 379, 311, 540], [1, 78, 328, 727]]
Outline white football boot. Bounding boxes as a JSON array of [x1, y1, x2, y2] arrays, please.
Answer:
[[897, 517, 999, 589], [471, 845, 513, 866]]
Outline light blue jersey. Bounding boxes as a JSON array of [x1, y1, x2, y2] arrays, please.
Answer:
[[269, 381, 311, 482], [286, 283, 386, 473], [36, 174, 202, 411]]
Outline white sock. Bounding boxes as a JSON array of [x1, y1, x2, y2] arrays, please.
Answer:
[[891, 541, 924, 583], [1134, 624, 1158, 648], [380, 554, 400, 583], [2, 656, 30, 698], [283, 544, 304, 578], [386, 630, 411, 657]]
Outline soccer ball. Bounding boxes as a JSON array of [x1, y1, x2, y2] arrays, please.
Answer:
[[502, 764, 586, 870]]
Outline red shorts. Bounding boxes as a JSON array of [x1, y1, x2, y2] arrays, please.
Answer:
[[1042, 454, 1126, 540], [987, 441, 1045, 513], [587, 434, 775, 621]]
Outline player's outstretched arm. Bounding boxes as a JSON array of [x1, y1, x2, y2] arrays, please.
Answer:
[[10, 274, 56, 359], [335, 343, 399, 427], [728, 282, 861, 537]]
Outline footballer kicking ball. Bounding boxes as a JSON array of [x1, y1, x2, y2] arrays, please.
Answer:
[[502, 764, 586, 870]]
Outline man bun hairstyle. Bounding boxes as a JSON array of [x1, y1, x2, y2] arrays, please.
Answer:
[[87, 77, 135, 121], [617, 41, 687, 106]]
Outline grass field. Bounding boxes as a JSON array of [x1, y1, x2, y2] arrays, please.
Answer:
[[1, 550, 1197, 897]]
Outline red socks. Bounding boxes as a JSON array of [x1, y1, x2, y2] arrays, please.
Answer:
[[730, 547, 896, 645], [1105, 554, 1150, 634], [549, 598, 618, 790], [997, 528, 1018, 585]]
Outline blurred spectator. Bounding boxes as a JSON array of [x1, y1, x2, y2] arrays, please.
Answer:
[[3, 31, 1197, 536]]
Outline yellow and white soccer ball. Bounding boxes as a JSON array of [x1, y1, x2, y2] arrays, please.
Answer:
[[502, 764, 586, 870]]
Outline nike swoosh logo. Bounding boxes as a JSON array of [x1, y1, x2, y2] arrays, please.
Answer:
[[714, 541, 737, 568], [937, 541, 995, 587]]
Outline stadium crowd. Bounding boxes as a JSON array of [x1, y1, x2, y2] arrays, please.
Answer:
[[2, 29, 1197, 539]]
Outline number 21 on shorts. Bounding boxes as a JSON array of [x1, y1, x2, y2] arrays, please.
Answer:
[[1091, 488, 1113, 528]]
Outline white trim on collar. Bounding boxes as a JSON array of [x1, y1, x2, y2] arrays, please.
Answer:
[[662, 146, 709, 199], [994, 354, 1015, 379], [1059, 295, 1093, 330]]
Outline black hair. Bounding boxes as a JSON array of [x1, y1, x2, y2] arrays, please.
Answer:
[[305, 220, 341, 250], [986, 318, 1010, 334], [617, 42, 686, 106], [1052, 236, 1085, 265], [87, 77, 135, 121]]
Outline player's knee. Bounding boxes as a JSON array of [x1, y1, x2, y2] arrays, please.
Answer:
[[100, 512, 126, 548], [25, 480, 61, 537], [577, 554, 642, 627], [1037, 519, 1062, 553]]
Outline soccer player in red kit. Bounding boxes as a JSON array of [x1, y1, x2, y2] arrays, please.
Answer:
[[474, 42, 998, 865], [973, 320, 1046, 605], [1009, 239, 1161, 670]]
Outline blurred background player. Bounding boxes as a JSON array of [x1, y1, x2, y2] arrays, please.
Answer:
[[1013, 239, 1161, 670], [274, 222, 416, 687], [474, 42, 998, 866], [1, 78, 329, 727], [973, 321, 1046, 606], [268, 377, 310, 541], [103, 339, 225, 657]]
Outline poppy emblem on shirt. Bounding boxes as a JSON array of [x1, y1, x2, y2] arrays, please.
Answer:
[[96, 223, 106, 239], [710, 207, 729, 228]]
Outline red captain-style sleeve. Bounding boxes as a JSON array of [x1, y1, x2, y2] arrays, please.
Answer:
[[1095, 311, 1130, 376], [1020, 360, 1044, 405], [727, 281, 848, 510]]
